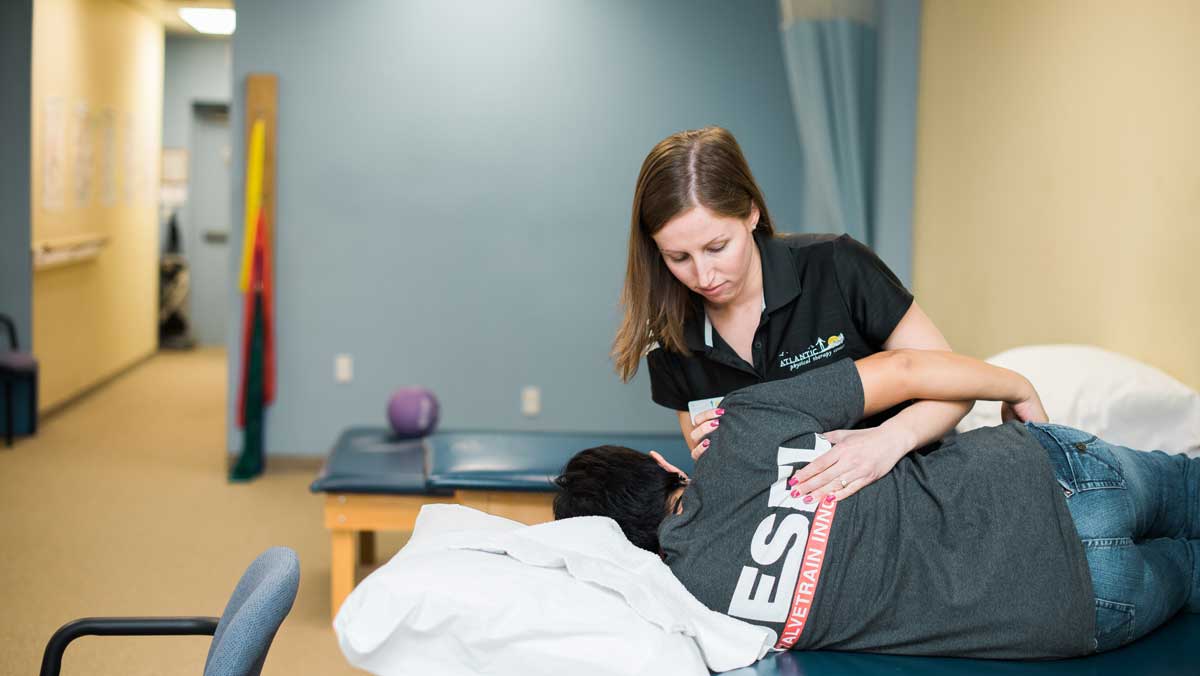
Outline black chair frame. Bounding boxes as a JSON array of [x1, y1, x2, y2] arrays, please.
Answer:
[[40, 616, 220, 676]]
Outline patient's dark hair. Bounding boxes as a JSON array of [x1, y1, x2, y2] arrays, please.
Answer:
[[554, 445, 687, 553]]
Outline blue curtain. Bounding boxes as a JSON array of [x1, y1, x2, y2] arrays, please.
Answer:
[[779, 0, 878, 245]]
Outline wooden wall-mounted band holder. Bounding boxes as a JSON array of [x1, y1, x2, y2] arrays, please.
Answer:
[[245, 73, 277, 259]]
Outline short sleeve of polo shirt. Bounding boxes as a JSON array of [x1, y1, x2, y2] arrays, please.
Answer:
[[646, 346, 690, 411], [830, 235, 914, 347]]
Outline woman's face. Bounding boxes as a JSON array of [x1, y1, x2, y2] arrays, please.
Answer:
[[652, 204, 759, 306]]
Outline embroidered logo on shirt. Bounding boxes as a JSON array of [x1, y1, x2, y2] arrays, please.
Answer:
[[778, 333, 845, 371]]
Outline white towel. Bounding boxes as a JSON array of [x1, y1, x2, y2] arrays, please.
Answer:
[[454, 512, 774, 672], [335, 504, 772, 675]]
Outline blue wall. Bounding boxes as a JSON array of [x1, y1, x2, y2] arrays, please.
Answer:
[[1, 0, 32, 348], [0, 0, 34, 436], [229, 0, 808, 454]]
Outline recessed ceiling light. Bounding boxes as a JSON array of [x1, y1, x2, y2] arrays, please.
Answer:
[[179, 8, 236, 35]]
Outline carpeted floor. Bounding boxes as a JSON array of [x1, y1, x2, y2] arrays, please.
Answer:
[[0, 348, 402, 676]]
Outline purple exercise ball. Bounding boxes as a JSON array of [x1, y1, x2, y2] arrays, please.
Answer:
[[387, 387, 440, 438]]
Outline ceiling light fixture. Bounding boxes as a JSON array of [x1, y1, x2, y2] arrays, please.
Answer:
[[179, 8, 236, 35]]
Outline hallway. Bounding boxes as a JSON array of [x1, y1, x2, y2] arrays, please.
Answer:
[[0, 348, 373, 675]]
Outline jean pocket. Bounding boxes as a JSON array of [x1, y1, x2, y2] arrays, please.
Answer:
[[1034, 424, 1126, 492], [1093, 597, 1135, 653], [1069, 439, 1127, 492]]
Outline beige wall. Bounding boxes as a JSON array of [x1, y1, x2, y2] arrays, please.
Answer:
[[914, 0, 1200, 390], [31, 0, 163, 410]]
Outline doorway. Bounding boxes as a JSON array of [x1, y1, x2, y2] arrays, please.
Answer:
[[186, 101, 232, 347]]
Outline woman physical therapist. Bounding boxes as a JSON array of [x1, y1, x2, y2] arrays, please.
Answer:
[[612, 126, 970, 502]]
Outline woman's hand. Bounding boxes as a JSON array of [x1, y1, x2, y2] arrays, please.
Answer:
[[686, 408, 724, 461], [787, 424, 915, 503], [1002, 379, 1049, 423]]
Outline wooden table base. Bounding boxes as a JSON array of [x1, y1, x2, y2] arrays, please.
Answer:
[[323, 491, 555, 619]]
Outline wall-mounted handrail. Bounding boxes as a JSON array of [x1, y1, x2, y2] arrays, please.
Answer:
[[31, 234, 109, 271]]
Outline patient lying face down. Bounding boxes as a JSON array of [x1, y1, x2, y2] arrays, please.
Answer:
[[554, 353, 1200, 660]]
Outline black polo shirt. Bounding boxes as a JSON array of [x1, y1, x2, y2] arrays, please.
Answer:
[[647, 232, 913, 423]]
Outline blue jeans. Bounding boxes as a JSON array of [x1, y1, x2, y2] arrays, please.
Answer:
[[1027, 422, 1200, 653]]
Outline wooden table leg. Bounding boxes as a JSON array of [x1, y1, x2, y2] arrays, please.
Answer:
[[358, 530, 376, 566], [331, 529, 356, 620], [323, 492, 455, 622]]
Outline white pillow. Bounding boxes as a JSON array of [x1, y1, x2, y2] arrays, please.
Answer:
[[956, 345, 1200, 454], [333, 505, 760, 676]]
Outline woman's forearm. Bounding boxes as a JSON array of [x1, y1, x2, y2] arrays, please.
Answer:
[[902, 349, 1032, 405], [878, 398, 972, 453], [858, 349, 1033, 421]]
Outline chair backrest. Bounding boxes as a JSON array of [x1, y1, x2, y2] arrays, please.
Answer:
[[0, 313, 18, 351], [203, 547, 300, 676]]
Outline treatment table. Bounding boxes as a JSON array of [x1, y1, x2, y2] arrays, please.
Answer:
[[745, 611, 1199, 675], [310, 426, 691, 618]]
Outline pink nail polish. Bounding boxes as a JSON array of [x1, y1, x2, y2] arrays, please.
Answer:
[[790, 490, 800, 498], [715, 408, 725, 415], [787, 477, 798, 486], [711, 420, 720, 428], [701, 439, 710, 447], [802, 495, 814, 504], [824, 494, 835, 504]]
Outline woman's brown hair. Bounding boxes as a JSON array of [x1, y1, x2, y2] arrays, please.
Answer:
[[612, 126, 774, 382]]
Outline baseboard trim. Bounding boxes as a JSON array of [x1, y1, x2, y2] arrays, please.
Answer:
[[39, 349, 159, 421]]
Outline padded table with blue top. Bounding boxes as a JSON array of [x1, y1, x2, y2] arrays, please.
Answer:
[[311, 426, 691, 618], [735, 611, 1198, 675]]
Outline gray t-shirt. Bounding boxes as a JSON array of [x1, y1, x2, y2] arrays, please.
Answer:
[[659, 359, 1095, 659]]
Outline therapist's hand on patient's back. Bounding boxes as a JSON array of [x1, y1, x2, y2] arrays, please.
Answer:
[[791, 381, 1049, 503], [787, 423, 914, 505], [685, 408, 724, 461]]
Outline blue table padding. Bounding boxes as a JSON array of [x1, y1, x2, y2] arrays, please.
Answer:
[[426, 430, 690, 492], [309, 427, 450, 495], [310, 427, 691, 495], [733, 612, 1199, 675]]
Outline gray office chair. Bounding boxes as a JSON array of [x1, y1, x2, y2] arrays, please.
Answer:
[[40, 547, 300, 676]]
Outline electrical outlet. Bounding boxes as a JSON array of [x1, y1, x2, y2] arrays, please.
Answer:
[[521, 386, 541, 417], [334, 354, 353, 383]]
